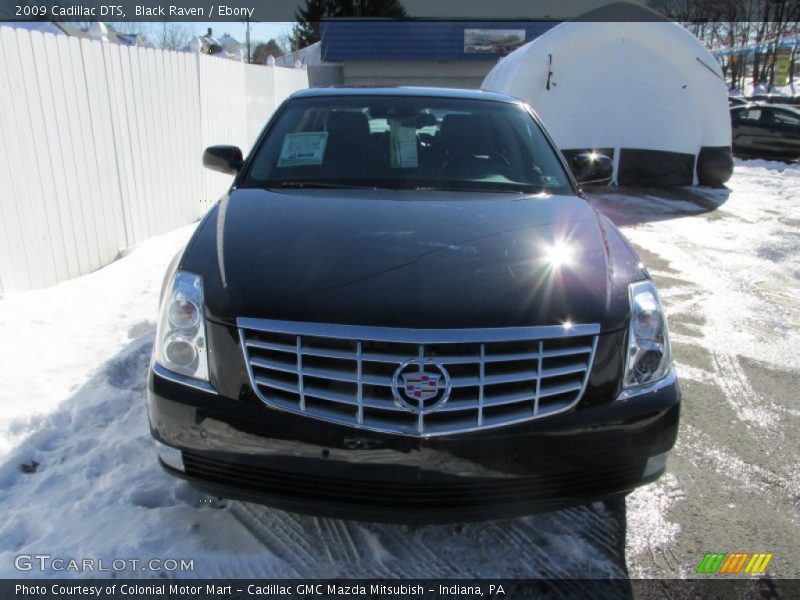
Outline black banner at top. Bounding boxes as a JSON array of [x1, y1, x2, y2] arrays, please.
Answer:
[[1, 0, 796, 22]]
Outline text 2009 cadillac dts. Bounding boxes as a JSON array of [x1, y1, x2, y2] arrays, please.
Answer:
[[148, 88, 680, 522]]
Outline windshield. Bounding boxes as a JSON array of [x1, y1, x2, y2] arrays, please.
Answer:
[[241, 95, 572, 194]]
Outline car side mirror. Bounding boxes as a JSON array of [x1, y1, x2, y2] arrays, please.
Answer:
[[203, 145, 244, 175], [571, 152, 613, 184]]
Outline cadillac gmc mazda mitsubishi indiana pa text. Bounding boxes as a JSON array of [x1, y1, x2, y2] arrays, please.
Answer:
[[148, 88, 680, 522]]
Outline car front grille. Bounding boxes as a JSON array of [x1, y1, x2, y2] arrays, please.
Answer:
[[238, 318, 599, 436]]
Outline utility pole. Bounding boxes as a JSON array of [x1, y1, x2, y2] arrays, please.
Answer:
[[245, 17, 251, 63]]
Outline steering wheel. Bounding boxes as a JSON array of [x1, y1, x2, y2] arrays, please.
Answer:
[[442, 150, 511, 171]]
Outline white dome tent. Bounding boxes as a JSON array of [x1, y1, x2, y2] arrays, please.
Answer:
[[482, 2, 733, 186]]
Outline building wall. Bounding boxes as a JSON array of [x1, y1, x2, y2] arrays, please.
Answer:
[[340, 61, 496, 89], [309, 65, 344, 87]]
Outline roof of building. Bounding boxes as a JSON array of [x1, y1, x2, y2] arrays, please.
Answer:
[[275, 41, 324, 68], [320, 20, 558, 62], [52, 22, 152, 47]]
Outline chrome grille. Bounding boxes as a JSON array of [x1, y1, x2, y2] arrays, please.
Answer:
[[238, 318, 600, 437]]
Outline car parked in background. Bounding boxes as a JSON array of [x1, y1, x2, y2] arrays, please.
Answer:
[[148, 87, 680, 522], [731, 103, 800, 161]]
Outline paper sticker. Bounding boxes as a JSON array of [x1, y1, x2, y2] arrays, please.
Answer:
[[390, 122, 419, 168], [277, 132, 328, 167]]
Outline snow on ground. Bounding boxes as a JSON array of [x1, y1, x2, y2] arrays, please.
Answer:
[[0, 159, 798, 579], [590, 158, 800, 578], [0, 225, 194, 456]]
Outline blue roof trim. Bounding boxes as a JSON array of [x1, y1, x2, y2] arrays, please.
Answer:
[[321, 21, 558, 62]]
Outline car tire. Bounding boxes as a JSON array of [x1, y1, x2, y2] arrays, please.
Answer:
[[697, 146, 734, 187]]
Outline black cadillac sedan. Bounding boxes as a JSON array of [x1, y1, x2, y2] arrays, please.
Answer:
[[148, 87, 680, 522]]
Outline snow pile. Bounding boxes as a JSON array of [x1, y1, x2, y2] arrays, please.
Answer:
[[0, 225, 194, 456]]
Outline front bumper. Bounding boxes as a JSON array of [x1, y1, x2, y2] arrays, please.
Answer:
[[148, 364, 680, 523]]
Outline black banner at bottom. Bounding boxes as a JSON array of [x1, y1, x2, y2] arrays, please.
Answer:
[[2, 579, 799, 600]]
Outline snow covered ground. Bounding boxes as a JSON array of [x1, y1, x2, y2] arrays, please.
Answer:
[[0, 159, 797, 580]]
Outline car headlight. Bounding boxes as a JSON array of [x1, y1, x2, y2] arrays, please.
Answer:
[[154, 271, 209, 381], [623, 280, 671, 388]]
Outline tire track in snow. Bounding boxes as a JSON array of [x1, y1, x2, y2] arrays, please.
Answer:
[[679, 424, 799, 515], [711, 352, 777, 428], [226, 501, 628, 579], [332, 517, 362, 566]]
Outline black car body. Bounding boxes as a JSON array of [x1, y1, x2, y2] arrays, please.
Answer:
[[148, 88, 680, 523], [731, 102, 800, 161], [748, 93, 800, 106]]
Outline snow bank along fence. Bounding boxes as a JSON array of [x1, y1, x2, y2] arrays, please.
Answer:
[[0, 26, 308, 293]]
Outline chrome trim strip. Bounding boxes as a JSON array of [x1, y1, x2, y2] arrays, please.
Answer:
[[237, 317, 600, 343], [152, 362, 217, 394], [296, 337, 306, 411], [534, 340, 543, 415], [356, 341, 364, 425], [615, 369, 677, 402], [417, 345, 424, 433], [477, 343, 485, 426]]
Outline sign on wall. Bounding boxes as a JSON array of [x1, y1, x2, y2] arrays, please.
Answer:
[[773, 50, 792, 87], [464, 29, 525, 55]]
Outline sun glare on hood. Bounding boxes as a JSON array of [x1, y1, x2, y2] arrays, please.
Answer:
[[542, 241, 575, 269]]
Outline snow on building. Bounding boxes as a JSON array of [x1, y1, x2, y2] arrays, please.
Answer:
[[3, 21, 151, 47], [183, 28, 244, 61]]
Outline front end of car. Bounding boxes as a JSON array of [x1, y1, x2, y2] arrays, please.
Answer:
[[149, 265, 679, 523], [148, 89, 680, 522]]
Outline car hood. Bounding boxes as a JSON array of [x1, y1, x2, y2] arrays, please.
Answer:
[[181, 188, 641, 331]]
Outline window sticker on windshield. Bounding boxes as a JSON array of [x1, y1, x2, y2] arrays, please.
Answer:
[[277, 132, 328, 167], [389, 122, 419, 168], [541, 175, 561, 187]]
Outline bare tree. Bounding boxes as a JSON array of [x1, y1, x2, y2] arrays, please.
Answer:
[[155, 21, 195, 51], [278, 31, 297, 55], [649, 0, 800, 92], [108, 21, 151, 36], [251, 39, 285, 64]]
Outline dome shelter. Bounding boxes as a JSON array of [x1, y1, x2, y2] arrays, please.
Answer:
[[481, 2, 733, 187]]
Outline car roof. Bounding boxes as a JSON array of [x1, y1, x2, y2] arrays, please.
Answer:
[[290, 86, 523, 105], [730, 101, 766, 110], [731, 101, 799, 110]]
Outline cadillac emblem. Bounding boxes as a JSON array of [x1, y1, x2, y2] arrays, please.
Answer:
[[391, 360, 451, 414]]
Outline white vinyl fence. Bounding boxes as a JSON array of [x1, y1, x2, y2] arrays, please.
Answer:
[[0, 26, 308, 293]]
